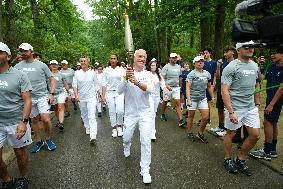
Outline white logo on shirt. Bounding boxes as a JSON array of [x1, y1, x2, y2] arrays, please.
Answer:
[[22, 68, 36, 72], [0, 80, 8, 88], [242, 70, 255, 76]]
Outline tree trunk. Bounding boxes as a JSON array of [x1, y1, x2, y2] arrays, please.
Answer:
[[214, 1, 225, 60], [200, 0, 211, 49], [30, 0, 40, 28], [4, 0, 16, 54], [0, 0, 3, 41], [159, 28, 168, 63]]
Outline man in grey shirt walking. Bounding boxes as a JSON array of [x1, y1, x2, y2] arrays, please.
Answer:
[[0, 42, 32, 188], [15, 43, 57, 153], [221, 41, 261, 176]]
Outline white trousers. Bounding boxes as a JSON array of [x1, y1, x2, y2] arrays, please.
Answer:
[[123, 112, 152, 173], [150, 95, 160, 137], [79, 97, 97, 138], [106, 91, 124, 127]]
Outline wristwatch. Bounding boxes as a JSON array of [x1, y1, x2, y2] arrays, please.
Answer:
[[22, 118, 29, 124]]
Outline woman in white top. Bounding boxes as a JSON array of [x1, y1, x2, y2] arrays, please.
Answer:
[[73, 56, 100, 143], [102, 54, 125, 138], [146, 59, 167, 141], [49, 60, 70, 131]]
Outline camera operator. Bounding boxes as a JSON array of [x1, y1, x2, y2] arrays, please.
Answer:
[[249, 47, 283, 160]]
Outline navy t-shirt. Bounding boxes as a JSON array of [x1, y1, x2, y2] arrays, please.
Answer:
[[181, 69, 192, 93], [203, 60, 217, 84], [265, 63, 283, 102], [217, 60, 229, 92]]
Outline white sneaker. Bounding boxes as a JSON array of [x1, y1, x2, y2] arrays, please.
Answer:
[[124, 145, 130, 157], [117, 127, 123, 137], [142, 172, 152, 184], [151, 133, 156, 140], [86, 128, 90, 135], [216, 130, 227, 137], [112, 129, 118, 137]]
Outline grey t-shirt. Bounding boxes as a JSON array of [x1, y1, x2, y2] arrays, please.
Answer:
[[15, 60, 52, 99], [221, 59, 258, 111], [53, 72, 66, 94], [60, 68, 74, 87], [186, 69, 211, 102], [161, 63, 181, 87], [0, 67, 32, 126]]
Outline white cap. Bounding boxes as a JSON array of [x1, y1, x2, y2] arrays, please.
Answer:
[[19, 43, 33, 51], [235, 40, 255, 50], [193, 56, 204, 63], [61, 60, 68, 64], [49, 60, 58, 64], [170, 53, 178, 58], [95, 62, 99, 65], [0, 42, 11, 55], [76, 62, 81, 66], [151, 58, 157, 62]]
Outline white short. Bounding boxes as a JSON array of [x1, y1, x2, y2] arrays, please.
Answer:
[[30, 96, 50, 118], [224, 107, 260, 131], [163, 87, 180, 101], [0, 124, 32, 148], [187, 98, 209, 110], [52, 92, 67, 105]]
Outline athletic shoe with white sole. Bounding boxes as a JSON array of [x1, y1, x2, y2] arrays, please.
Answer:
[[112, 129, 118, 137], [117, 127, 123, 137]]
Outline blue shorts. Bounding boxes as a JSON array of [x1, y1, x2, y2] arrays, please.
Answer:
[[264, 98, 283, 124]]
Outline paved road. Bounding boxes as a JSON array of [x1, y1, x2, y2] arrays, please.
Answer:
[[8, 109, 283, 189]]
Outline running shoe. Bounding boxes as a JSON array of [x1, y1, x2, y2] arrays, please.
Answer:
[[73, 104, 78, 111], [187, 133, 195, 141], [64, 111, 70, 118], [178, 119, 186, 128], [112, 129, 118, 138], [209, 127, 223, 133], [31, 140, 44, 153], [90, 135, 96, 144], [234, 157, 253, 176], [249, 149, 271, 161], [103, 106, 106, 111], [117, 127, 123, 137], [224, 158, 238, 174], [55, 122, 60, 127], [45, 139, 56, 151], [86, 128, 90, 135], [195, 132, 208, 143], [15, 177, 29, 189], [97, 112, 102, 117], [58, 123, 64, 131], [216, 130, 227, 137], [270, 151, 278, 158], [160, 114, 168, 121], [142, 172, 152, 184]]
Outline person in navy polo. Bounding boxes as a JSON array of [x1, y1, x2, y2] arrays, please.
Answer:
[[249, 47, 283, 161]]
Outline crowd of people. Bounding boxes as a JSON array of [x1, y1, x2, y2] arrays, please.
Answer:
[[0, 41, 282, 188]]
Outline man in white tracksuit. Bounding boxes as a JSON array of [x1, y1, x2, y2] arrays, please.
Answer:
[[118, 49, 154, 184], [73, 56, 100, 143], [102, 54, 125, 137]]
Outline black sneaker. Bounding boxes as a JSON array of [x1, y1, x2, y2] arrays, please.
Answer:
[[15, 177, 29, 189], [58, 123, 64, 131], [103, 106, 106, 111], [235, 157, 253, 176], [64, 112, 70, 118], [98, 112, 102, 117], [160, 114, 167, 121], [178, 119, 186, 128], [224, 159, 238, 174], [74, 105, 78, 111], [1, 178, 17, 189], [195, 132, 208, 143], [55, 122, 60, 127], [187, 133, 195, 141], [270, 151, 278, 158]]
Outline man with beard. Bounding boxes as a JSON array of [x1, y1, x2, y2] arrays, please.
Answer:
[[14, 43, 56, 153]]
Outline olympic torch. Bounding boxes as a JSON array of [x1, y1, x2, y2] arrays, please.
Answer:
[[124, 1, 134, 67]]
